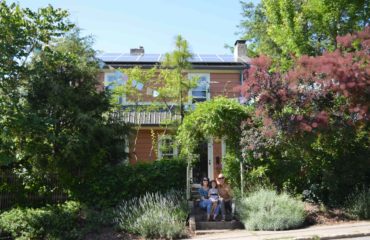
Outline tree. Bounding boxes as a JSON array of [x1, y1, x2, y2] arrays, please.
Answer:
[[239, 28, 370, 204], [238, 0, 370, 68], [111, 35, 197, 161], [115, 35, 197, 122], [160, 35, 196, 122], [22, 30, 129, 193], [0, 1, 73, 167]]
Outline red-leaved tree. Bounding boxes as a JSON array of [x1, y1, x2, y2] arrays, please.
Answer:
[[239, 28, 370, 204], [241, 27, 369, 137]]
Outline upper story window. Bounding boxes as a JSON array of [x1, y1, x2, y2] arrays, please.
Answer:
[[104, 71, 127, 104], [188, 73, 210, 103], [158, 135, 178, 159]]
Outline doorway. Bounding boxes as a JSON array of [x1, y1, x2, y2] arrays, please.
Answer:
[[191, 139, 213, 184]]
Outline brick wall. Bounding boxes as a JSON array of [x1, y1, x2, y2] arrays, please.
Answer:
[[210, 72, 241, 99]]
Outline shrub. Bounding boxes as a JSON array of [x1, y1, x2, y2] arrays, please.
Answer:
[[115, 190, 188, 239], [74, 158, 187, 208], [346, 188, 370, 219], [238, 188, 306, 230], [0, 201, 82, 240]]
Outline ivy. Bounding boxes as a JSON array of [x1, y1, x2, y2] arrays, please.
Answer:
[[177, 97, 252, 160]]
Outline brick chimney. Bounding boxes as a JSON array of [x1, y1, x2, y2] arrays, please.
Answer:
[[130, 46, 144, 55], [234, 40, 247, 62]]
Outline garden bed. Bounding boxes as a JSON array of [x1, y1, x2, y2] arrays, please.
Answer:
[[304, 203, 355, 226]]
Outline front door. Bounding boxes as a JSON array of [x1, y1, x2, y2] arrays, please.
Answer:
[[191, 139, 213, 184]]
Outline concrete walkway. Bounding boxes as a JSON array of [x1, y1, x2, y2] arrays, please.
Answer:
[[188, 221, 370, 240]]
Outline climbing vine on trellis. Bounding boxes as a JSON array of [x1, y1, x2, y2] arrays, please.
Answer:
[[176, 97, 252, 160]]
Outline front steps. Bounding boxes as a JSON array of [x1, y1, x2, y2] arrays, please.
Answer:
[[188, 186, 244, 232], [196, 220, 244, 230]]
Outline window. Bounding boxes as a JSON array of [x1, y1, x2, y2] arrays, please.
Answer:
[[104, 71, 127, 104], [158, 135, 178, 159], [188, 73, 210, 103]]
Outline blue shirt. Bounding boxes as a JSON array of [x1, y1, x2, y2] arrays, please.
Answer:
[[198, 187, 209, 200]]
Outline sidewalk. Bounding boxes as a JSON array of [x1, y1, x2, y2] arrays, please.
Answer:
[[189, 221, 370, 240]]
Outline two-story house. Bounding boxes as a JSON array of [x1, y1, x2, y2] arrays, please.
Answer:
[[97, 40, 249, 183]]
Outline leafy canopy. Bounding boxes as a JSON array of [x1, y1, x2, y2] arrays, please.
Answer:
[[238, 0, 370, 68], [0, 1, 73, 167], [23, 30, 129, 189], [239, 28, 370, 204], [177, 97, 252, 158]]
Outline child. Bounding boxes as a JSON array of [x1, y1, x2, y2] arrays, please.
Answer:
[[208, 180, 220, 221]]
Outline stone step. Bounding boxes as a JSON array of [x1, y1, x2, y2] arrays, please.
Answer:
[[196, 220, 244, 230], [194, 213, 234, 222], [195, 229, 232, 236]]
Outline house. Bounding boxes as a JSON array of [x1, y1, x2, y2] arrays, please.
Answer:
[[97, 40, 249, 184]]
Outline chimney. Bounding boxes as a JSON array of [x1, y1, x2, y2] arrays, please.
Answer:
[[130, 46, 144, 55], [234, 40, 247, 62]]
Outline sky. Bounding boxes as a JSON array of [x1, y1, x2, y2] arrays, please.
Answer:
[[14, 0, 258, 54]]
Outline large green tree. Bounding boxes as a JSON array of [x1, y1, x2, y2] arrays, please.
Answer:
[[22, 31, 129, 190], [0, 1, 73, 167], [239, 0, 370, 68], [0, 1, 129, 203]]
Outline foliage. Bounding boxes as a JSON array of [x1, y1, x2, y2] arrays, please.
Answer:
[[0, 169, 68, 210], [177, 97, 252, 158], [17, 30, 129, 200], [0, 201, 83, 240], [238, 0, 370, 68], [346, 188, 370, 220], [110, 35, 197, 161], [115, 191, 188, 239], [0, 0, 73, 168], [240, 28, 370, 205], [74, 158, 187, 208], [160, 35, 197, 121], [222, 152, 241, 189], [114, 35, 197, 122], [0, 2, 130, 207], [238, 188, 306, 230]]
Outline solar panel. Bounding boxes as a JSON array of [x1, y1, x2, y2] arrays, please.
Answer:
[[97, 53, 122, 61], [97, 53, 238, 63], [139, 54, 161, 62], [115, 54, 140, 61], [218, 55, 235, 62], [199, 54, 222, 62], [189, 56, 202, 62]]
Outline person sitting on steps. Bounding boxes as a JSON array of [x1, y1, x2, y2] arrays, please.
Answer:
[[198, 177, 213, 220], [208, 180, 221, 221], [216, 173, 233, 221]]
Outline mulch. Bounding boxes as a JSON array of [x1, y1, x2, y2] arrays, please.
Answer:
[[304, 202, 355, 226]]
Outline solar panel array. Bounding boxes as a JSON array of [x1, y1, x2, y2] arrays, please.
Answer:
[[96, 53, 238, 63]]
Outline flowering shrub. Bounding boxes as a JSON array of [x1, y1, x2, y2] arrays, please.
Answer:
[[238, 188, 306, 230], [115, 191, 188, 239]]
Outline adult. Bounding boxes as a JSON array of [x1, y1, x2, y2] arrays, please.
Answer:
[[216, 173, 233, 221], [198, 177, 213, 221]]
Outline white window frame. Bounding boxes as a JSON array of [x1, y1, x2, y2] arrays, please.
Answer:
[[124, 134, 130, 161], [157, 135, 178, 159], [188, 73, 210, 104], [104, 72, 127, 104]]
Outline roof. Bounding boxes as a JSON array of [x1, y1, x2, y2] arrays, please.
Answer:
[[111, 111, 181, 125], [97, 53, 249, 70]]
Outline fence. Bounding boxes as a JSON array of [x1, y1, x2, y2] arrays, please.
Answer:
[[0, 171, 68, 210]]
